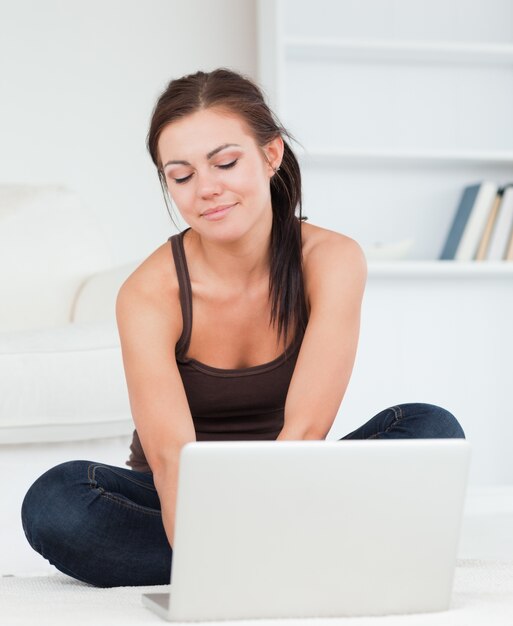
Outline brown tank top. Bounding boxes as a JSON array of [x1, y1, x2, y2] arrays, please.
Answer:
[[126, 228, 306, 473]]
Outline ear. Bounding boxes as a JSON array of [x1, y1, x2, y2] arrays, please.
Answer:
[[263, 135, 285, 175]]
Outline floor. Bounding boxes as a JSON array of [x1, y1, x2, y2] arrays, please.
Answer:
[[3, 559, 513, 626], [457, 485, 513, 560]]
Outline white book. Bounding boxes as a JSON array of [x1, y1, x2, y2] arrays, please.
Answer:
[[455, 181, 498, 261], [487, 187, 513, 260]]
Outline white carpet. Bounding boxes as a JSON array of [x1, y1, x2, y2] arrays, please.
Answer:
[[2, 559, 513, 625]]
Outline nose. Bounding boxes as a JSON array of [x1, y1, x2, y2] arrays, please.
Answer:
[[197, 168, 223, 199]]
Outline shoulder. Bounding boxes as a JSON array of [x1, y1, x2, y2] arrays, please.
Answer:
[[301, 221, 367, 308], [116, 237, 182, 342]]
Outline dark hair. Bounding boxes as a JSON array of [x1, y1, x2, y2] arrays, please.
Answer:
[[146, 67, 308, 347]]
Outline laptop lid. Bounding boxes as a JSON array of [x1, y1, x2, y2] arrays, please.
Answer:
[[143, 439, 470, 621]]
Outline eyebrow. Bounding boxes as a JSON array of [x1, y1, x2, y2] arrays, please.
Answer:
[[162, 143, 242, 169]]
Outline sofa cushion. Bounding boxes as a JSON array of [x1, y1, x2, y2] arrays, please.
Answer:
[[0, 184, 112, 332], [0, 322, 133, 443]]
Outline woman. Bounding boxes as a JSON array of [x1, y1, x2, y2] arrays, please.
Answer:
[[21, 68, 465, 588]]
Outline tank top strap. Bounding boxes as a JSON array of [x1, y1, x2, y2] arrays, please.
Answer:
[[169, 228, 193, 359]]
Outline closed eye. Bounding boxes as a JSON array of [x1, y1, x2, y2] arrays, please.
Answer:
[[173, 159, 238, 185], [174, 174, 193, 184], [218, 159, 238, 170]]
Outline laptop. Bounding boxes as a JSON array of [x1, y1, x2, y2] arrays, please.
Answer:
[[142, 439, 471, 621]]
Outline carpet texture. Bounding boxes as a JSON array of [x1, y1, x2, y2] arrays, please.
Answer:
[[2, 559, 513, 625]]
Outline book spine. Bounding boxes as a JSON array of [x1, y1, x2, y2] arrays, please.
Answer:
[[487, 187, 513, 260], [439, 185, 479, 260], [502, 198, 513, 261], [475, 190, 502, 260], [455, 182, 498, 261]]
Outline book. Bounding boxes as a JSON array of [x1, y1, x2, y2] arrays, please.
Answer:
[[475, 189, 503, 260], [440, 182, 498, 260], [487, 186, 513, 260], [440, 185, 480, 260], [505, 229, 513, 260], [456, 182, 499, 260]]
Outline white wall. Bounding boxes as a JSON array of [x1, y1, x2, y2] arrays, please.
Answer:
[[0, 0, 257, 265]]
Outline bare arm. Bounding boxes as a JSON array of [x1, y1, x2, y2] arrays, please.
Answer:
[[278, 234, 367, 440], [116, 260, 196, 547]]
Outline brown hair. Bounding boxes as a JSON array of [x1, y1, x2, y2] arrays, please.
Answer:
[[146, 68, 308, 347]]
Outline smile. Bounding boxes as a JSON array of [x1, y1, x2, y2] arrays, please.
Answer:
[[201, 203, 237, 220]]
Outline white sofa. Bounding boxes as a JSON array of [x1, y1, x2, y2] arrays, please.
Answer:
[[0, 185, 141, 575]]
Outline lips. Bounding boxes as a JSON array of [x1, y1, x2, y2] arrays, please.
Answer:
[[202, 203, 236, 216]]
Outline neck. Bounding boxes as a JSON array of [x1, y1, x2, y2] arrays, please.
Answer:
[[191, 211, 273, 292]]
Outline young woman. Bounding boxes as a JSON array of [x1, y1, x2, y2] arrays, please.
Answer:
[[21, 68, 465, 588]]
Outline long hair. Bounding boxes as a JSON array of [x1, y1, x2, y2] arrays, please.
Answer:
[[146, 68, 308, 347]]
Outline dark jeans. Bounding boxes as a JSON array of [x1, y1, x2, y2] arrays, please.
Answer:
[[21, 403, 465, 588]]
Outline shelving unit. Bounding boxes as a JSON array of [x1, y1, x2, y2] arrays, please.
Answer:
[[297, 148, 513, 167], [257, 0, 513, 488], [368, 260, 513, 278], [284, 38, 513, 65], [257, 0, 513, 266]]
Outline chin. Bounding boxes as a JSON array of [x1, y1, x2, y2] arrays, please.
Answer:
[[197, 220, 259, 244]]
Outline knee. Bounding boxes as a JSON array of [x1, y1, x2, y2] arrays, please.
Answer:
[[407, 403, 465, 439], [21, 460, 91, 552]]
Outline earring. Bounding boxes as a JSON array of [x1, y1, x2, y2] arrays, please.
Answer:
[[273, 165, 281, 173]]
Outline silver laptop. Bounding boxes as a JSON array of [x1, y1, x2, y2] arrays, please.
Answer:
[[142, 439, 471, 621]]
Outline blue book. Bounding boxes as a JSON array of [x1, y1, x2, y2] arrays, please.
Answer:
[[439, 184, 480, 260]]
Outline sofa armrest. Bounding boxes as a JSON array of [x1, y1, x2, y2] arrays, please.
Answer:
[[71, 261, 140, 324]]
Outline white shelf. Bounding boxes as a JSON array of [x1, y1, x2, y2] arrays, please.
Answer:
[[296, 148, 513, 167], [285, 37, 513, 65], [367, 261, 513, 278]]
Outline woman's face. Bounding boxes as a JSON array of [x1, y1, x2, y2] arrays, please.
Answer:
[[158, 107, 282, 239]]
